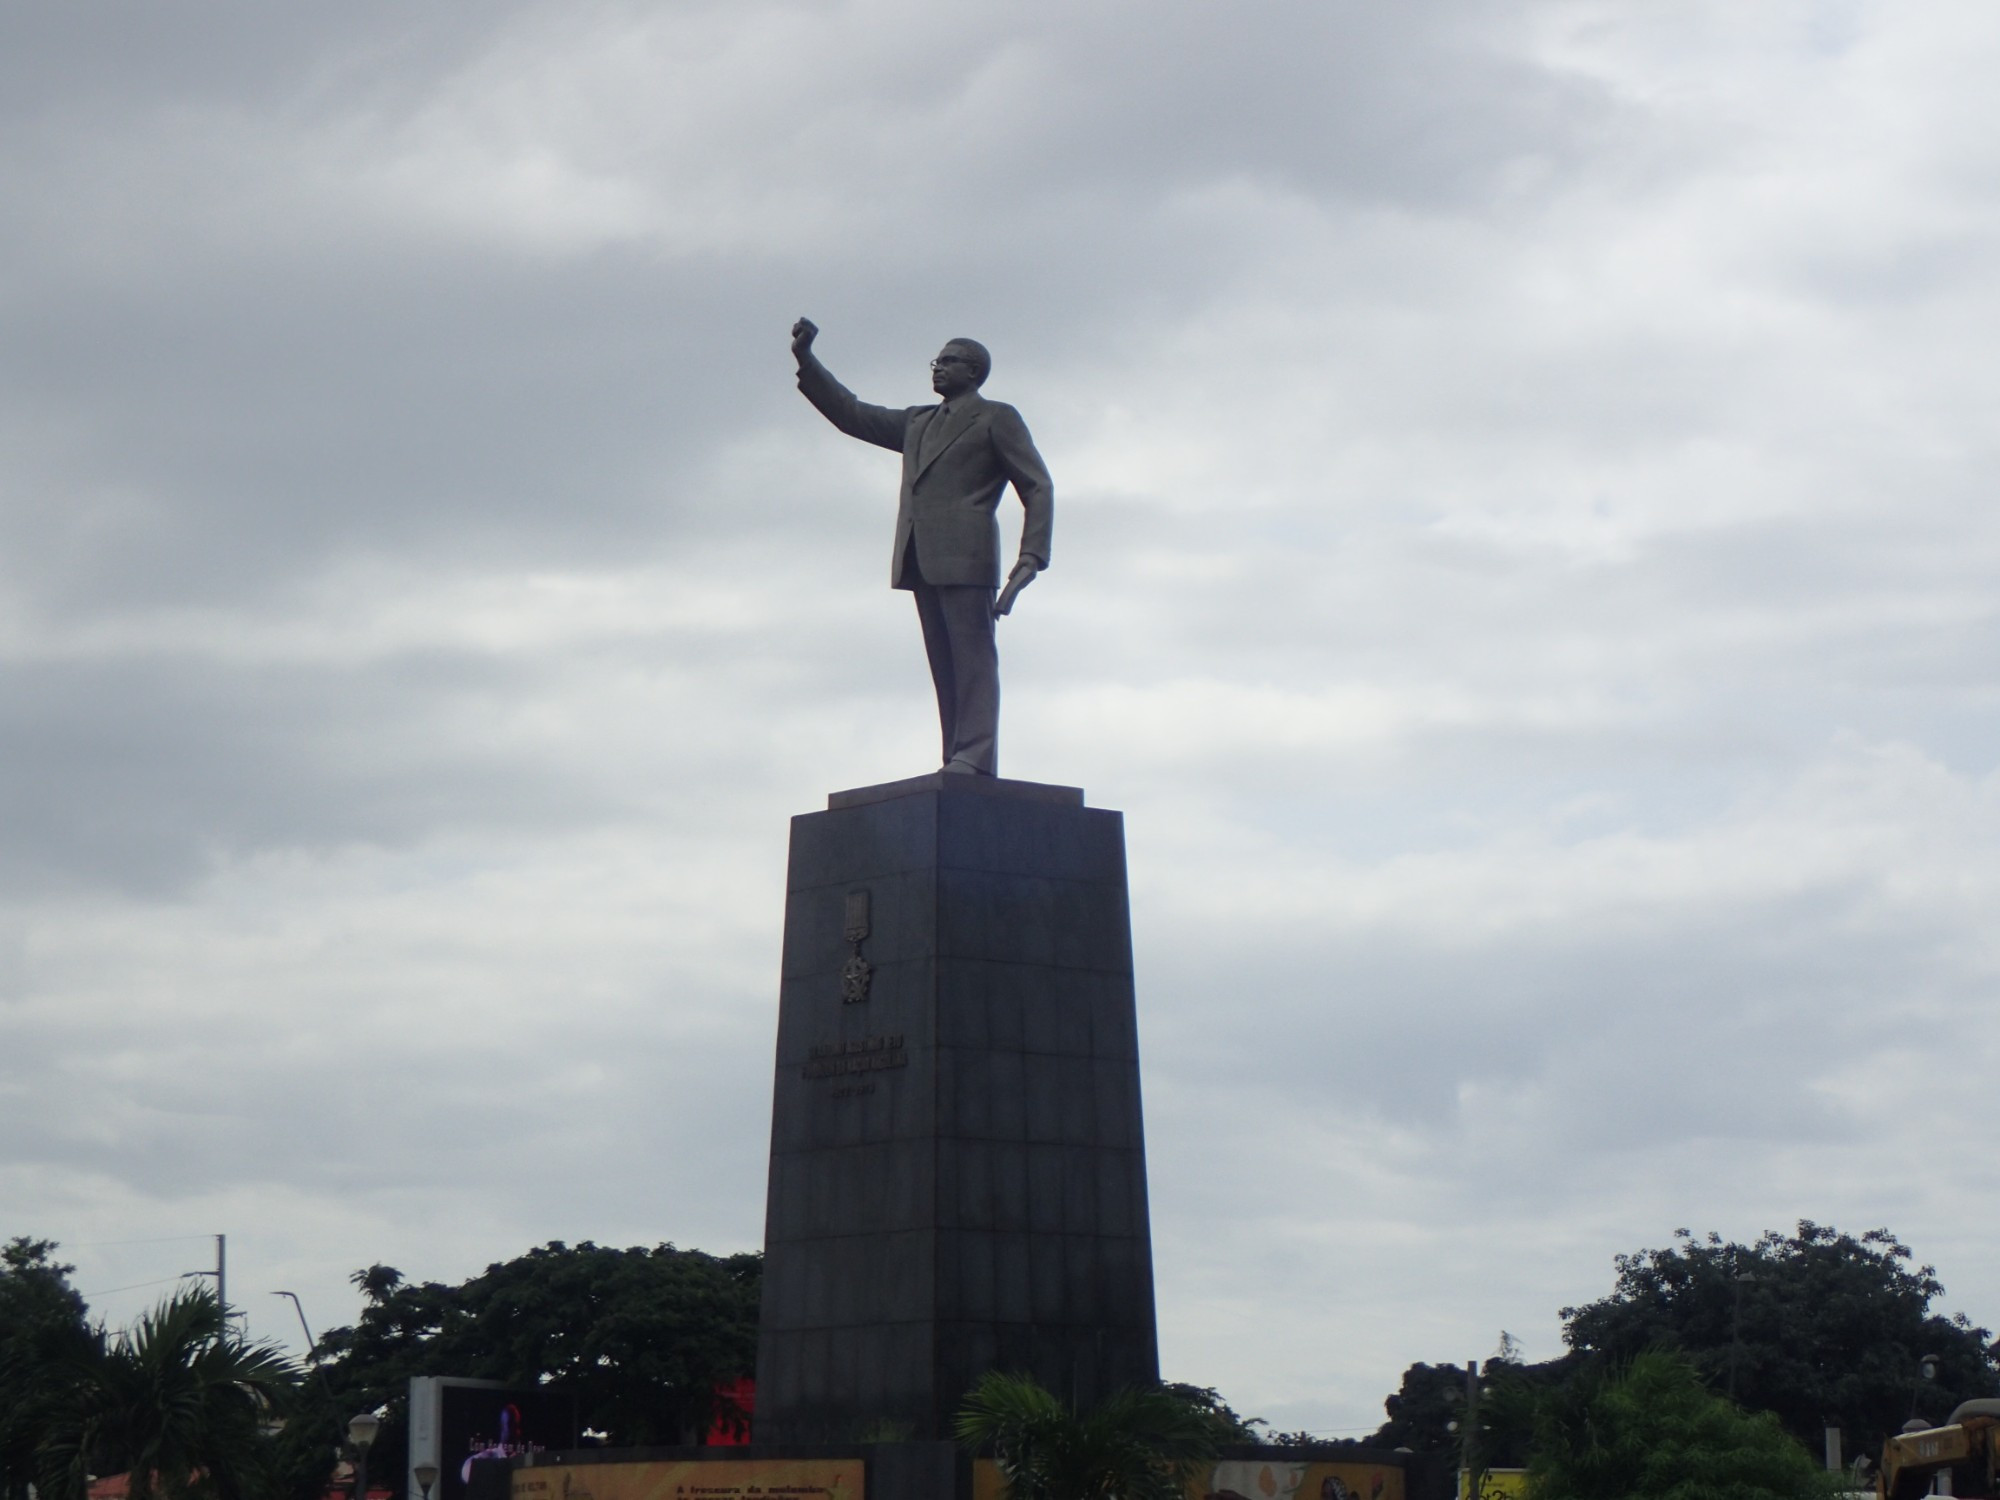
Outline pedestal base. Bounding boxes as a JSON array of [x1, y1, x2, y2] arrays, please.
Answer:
[[754, 773, 1158, 1442]]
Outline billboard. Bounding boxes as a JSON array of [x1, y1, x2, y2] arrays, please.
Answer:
[[409, 1378, 579, 1500], [971, 1457, 1408, 1500], [512, 1460, 859, 1500], [1191, 1460, 1407, 1500]]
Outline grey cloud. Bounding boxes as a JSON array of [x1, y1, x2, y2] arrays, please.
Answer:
[[1145, 882, 1931, 1140], [0, 649, 606, 894], [0, 250, 822, 611], [0, 0, 1643, 617], [0, 5, 535, 119]]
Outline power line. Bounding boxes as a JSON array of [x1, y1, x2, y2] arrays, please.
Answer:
[[62, 1234, 221, 1250], [77, 1275, 188, 1298]]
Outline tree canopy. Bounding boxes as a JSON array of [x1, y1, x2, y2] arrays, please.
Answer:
[[1527, 1351, 1834, 1500], [0, 1238, 95, 1500], [1160, 1385, 1265, 1444], [1366, 1349, 1576, 1478], [1560, 1223, 1997, 1455], [1367, 1222, 1999, 1472], [281, 1240, 760, 1500], [1372, 1362, 1483, 1461]]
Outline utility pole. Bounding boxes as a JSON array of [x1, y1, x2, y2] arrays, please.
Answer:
[[1462, 1360, 1482, 1500], [183, 1233, 230, 1337]]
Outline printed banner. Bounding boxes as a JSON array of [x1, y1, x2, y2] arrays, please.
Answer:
[[972, 1457, 1406, 1500], [513, 1459, 859, 1500], [1193, 1459, 1406, 1500], [411, 1379, 578, 1500]]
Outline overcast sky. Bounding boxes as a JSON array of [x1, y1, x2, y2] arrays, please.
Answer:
[[3, 0, 1998, 1440]]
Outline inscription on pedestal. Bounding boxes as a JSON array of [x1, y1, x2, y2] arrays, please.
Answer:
[[801, 1033, 907, 1079]]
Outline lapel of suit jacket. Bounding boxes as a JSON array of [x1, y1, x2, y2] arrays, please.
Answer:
[[913, 394, 982, 480]]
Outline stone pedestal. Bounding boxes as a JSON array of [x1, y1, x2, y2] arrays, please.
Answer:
[[755, 772, 1158, 1443]]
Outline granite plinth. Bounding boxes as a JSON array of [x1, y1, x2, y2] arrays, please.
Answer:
[[826, 771, 1083, 811], [755, 775, 1159, 1443]]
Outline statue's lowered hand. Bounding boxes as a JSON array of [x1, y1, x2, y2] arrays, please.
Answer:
[[995, 562, 1038, 618]]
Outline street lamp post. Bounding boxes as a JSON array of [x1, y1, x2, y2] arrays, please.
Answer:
[[1443, 1361, 1481, 1500], [348, 1412, 382, 1500], [1909, 1354, 1940, 1424], [414, 1464, 440, 1500], [272, 1291, 316, 1350]]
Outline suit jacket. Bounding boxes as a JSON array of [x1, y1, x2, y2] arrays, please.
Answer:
[[797, 356, 1054, 589]]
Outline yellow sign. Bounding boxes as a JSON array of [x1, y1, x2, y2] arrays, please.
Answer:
[[512, 1460, 859, 1500], [1458, 1470, 1528, 1500], [972, 1458, 1407, 1500]]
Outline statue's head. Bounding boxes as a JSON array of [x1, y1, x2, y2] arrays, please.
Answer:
[[931, 338, 991, 398]]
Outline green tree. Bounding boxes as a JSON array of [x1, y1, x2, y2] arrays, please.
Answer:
[[287, 1240, 760, 1499], [1372, 1362, 1477, 1459], [1161, 1385, 1264, 1443], [1369, 1352, 1575, 1474], [34, 1285, 298, 1500], [0, 1239, 95, 1500], [955, 1371, 1226, 1500], [1560, 1223, 1998, 1455], [1527, 1350, 1834, 1500]]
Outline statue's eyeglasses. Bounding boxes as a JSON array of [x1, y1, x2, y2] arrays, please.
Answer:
[[930, 356, 972, 370]]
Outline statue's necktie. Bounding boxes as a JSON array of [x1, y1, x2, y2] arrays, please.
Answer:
[[921, 405, 951, 464]]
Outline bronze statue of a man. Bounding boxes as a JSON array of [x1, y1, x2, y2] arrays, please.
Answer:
[[791, 318, 1053, 777]]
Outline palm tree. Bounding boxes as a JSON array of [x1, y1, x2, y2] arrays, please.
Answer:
[[36, 1286, 299, 1500], [955, 1371, 1224, 1500]]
